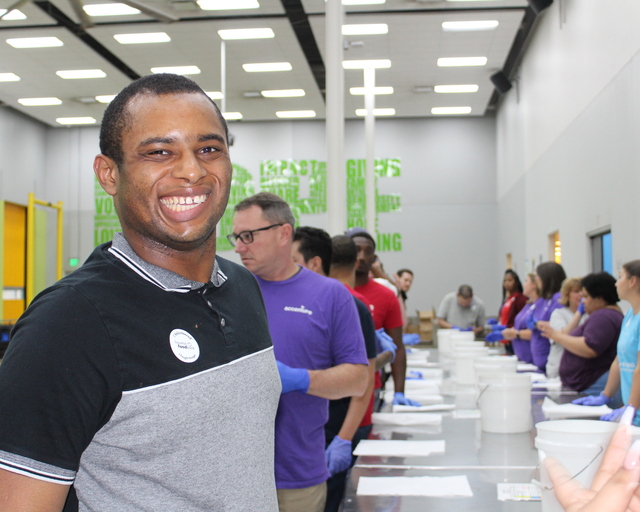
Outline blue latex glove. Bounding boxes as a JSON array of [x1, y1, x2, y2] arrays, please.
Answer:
[[572, 392, 611, 406], [526, 315, 537, 331], [393, 392, 421, 407], [407, 370, 423, 380], [403, 333, 421, 345], [375, 328, 396, 362], [491, 324, 506, 332], [325, 435, 352, 476], [484, 331, 503, 343], [276, 361, 310, 394], [487, 318, 498, 326], [578, 299, 585, 315], [600, 406, 626, 422], [459, 327, 473, 332]]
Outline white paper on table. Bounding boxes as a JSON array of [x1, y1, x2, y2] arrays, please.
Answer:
[[453, 409, 481, 419], [402, 377, 444, 389], [383, 391, 443, 404], [353, 439, 445, 457], [405, 368, 444, 380], [517, 363, 540, 371], [372, 412, 443, 426], [393, 403, 455, 413], [357, 475, 473, 497], [541, 396, 612, 419], [532, 377, 562, 390], [497, 483, 541, 501]]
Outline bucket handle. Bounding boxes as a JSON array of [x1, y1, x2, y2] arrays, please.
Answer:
[[475, 382, 489, 409], [531, 444, 604, 491]]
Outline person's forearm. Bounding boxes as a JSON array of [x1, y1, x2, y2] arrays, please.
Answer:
[[562, 310, 583, 333], [375, 350, 393, 370], [437, 318, 452, 329], [338, 361, 376, 441], [517, 329, 532, 340], [387, 326, 406, 394], [550, 331, 597, 358], [603, 357, 621, 399], [308, 363, 368, 400]]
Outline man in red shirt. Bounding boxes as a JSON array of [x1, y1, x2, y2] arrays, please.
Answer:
[[347, 227, 418, 407]]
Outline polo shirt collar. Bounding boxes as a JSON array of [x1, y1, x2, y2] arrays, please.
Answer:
[[108, 232, 227, 293]]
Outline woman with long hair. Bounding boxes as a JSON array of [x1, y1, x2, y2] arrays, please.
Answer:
[[498, 269, 527, 354], [502, 273, 541, 363]]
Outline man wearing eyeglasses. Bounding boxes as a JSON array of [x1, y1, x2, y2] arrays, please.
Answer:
[[231, 192, 369, 512]]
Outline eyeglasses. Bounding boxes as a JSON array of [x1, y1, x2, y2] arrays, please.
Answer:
[[227, 223, 283, 246]]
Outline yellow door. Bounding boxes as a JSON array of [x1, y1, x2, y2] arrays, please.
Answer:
[[3, 202, 26, 322]]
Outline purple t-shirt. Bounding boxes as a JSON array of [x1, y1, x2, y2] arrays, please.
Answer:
[[256, 267, 368, 489], [512, 302, 536, 364], [530, 293, 563, 371], [559, 307, 623, 391]]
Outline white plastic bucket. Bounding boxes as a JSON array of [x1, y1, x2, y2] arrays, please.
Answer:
[[436, 329, 455, 353], [452, 341, 482, 350], [535, 420, 617, 512], [453, 347, 490, 384], [477, 373, 531, 433], [473, 356, 517, 382], [450, 331, 475, 343]]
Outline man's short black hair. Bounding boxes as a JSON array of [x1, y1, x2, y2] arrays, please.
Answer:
[[330, 235, 357, 270], [581, 272, 619, 305], [345, 227, 376, 249], [293, 226, 332, 276], [99, 73, 228, 169]]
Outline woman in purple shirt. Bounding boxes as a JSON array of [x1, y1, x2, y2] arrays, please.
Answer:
[[503, 273, 541, 364], [530, 262, 566, 371]]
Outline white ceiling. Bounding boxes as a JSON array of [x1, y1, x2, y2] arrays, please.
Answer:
[[0, 0, 531, 127]]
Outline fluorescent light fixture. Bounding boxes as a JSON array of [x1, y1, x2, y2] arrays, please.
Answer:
[[114, 32, 171, 44], [276, 110, 316, 118], [0, 9, 26, 20], [205, 91, 223, 100], [350, 86, 393, 95], [18, 97, 62, 106], [355, 108, 395, 116], [431, 106, 472, 115], [57, 69, 106, 79], [243, 62, 292, 72], [0, 73, 20, 81], [342, 0, 385, 4], [197, 0, 259, 10], [343, 59, 391, 69], [437, 57, 487, 67], [56, 117, 96, 125], [342, 24, 388, 35], [151, 65, 201, 75], [96, 95, 116, 103], [434, 84, 479, 93], [442, 20, 499, 31], [223, 112, 243, 120], [261, 89, 305, 98], [83, 3, 140, 16], [7, 37, 63, 48], [218, 28, 274, 40]]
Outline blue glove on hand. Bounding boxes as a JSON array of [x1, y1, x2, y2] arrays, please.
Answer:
[[460, 327, 473, 332], [487, 318, 498, 326], [276, 361, 310, 394], [407, 370, 423, 380], [325, 435, 352, 476], [485, 331, 504, 343], [491, 324, 506, 332], [572, 392, 611, 406], [393, 392, 421, 407], [578, 299, 586, 315], [376, 328, 396, 362], [600, 406, 626, 422], [403, 333, 421, 345]]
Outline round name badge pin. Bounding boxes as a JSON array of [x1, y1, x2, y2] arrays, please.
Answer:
[[169, 329, 200, 363]]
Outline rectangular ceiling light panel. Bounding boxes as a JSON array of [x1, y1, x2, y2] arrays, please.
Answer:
[[434, 84, 479, 93], [243, 62, 292, 72], [343, 59, 391, 69], [261, 89, 305, 98], [342, 24, 388, 35], [218, 28, 274, 40], [198, 0, 259, 10], [437, 57, 487, 67], [18, 97, 62, 106], [114, 32, 171, 44], [57, 69, 106, 79], [151, 66, 201, 75], [83, 3, 141, 16], [276, 110, 316, 118], [0, 73, 20, 81], [223, 112, 243, 120], [442, 20, 499, 31], [350, 86, 393, 95], [0, 9, 26, 20], [56, 117, 96, 124], [7, 37, 63, 48], [431, 106, 472, 115], [355, 108, 395, 116]]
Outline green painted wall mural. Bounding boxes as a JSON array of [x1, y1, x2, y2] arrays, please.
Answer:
[[95, 158, 403, 252]]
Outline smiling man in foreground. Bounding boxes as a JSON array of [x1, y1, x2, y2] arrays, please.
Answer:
[[0, 74, 280, 511]]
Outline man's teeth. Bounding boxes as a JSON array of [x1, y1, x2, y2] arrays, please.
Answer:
[[161, 194, 207, 211]]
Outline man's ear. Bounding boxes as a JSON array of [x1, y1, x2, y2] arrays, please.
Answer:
[[280, 223, 293, 246], [94, 154, 118, 197]]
